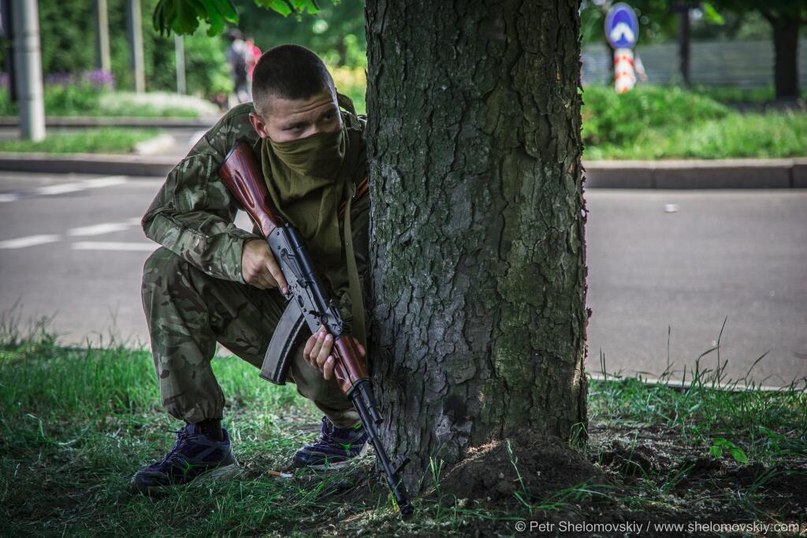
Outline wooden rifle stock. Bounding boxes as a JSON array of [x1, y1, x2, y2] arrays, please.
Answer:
[[218, 141, 282, 238], [218, 141, 369, 395]]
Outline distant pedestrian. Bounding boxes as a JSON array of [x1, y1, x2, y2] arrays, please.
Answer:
[[246, 37, 261, 83], [226, 29, 250, 104]]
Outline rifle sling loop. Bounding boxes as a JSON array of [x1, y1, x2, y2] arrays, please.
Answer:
[[344, 177, 367, 349]]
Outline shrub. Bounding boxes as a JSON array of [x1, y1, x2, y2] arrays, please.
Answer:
[[582, 85, 730, 147]]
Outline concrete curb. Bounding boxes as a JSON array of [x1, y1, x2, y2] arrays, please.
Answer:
[[585, 158, 807, 189], [0, 152, 177, 177], [0, 153, 806, 187], [0, 116, 219, 129]]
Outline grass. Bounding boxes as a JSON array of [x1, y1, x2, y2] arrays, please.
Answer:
[[689, 85, 807, 105], [0, 86, 219, 119], [1, 320, 805, 536], [581, 85, 807, 160], [5, 76, 803, 159], [584, 110, 807, 160], [0, 128, 162, 154]]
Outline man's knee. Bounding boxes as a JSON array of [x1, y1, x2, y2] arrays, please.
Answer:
[[143, 247, 186, 291], [141, 247, 205, 315]]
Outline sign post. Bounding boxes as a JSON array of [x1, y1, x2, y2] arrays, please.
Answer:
[[605, 3, 640, 93]]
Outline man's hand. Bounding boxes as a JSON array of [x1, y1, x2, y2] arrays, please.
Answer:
[[304, 326, 366, 381], [241, 239, 288, 293]]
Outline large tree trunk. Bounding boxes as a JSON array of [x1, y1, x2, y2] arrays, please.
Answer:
[[365, 0, 588, 490]]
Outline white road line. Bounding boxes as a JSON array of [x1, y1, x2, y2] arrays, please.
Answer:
[[82, 176, 128, 189], [72, 241, 155, 252], [67, 222, 133, 237], [35, 183, 85, 196], [0, 234, 61, 249], [1, 176, 130, 201]]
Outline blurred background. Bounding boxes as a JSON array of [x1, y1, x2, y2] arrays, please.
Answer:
[[1, 0, 804, 156], [0, 0, 804, 386]]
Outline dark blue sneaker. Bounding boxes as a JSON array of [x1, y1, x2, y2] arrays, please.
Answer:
[[293, 417, 369, 469], [131, 423, 239, 494]]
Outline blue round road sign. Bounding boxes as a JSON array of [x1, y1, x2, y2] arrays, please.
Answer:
[[605, 3, 639, 49]]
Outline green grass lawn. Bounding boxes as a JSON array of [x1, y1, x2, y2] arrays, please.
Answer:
[[3, 82, 805, 159], [581, 85, 807, 160], [1, 326, 805, 536], [0, 128, 161, 154]]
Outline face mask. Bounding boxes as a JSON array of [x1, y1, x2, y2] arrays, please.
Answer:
[[269, 129, 346, 178]]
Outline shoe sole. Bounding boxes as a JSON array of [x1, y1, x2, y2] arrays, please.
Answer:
[[193, 462, 241, 483], [294, 443, 371, 471], [131, 462, 241, 495]]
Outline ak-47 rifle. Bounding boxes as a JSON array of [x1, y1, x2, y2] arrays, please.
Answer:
[[219, 140, 413, 517]]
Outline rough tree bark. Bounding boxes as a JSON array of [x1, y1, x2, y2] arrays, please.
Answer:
[[365, 0, 588, 489]]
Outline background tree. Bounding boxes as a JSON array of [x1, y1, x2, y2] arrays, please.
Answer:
[[153, 0, 588, 493], [580, 0, 806, 99], [236, 0, 365, 67], [710, 0, 806, 100]]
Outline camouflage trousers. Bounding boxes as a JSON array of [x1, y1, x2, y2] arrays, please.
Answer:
[[141, 247, 358, 428]]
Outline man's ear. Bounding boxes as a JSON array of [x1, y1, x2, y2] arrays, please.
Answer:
[[249, 112, 269, 139]]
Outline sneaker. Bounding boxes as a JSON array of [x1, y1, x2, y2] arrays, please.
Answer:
[[131, 423, 239, 494], [293, 417, 369, 469]]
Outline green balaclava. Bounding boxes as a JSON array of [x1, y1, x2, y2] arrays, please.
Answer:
[[260, 125, 349, 282]]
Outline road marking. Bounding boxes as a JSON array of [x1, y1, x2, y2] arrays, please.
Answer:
[[67, 222, 133, 237], [0, 234, 61, 249], [35, 183, 86, 196], [0, 176, 128, 203], [82, 176, 128, 189], [72, 241, 155, 252]]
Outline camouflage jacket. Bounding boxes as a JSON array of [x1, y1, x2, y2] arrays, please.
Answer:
[[142, 103, 369, 325]]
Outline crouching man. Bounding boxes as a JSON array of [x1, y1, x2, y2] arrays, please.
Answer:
[[132, 44, 370, 493]]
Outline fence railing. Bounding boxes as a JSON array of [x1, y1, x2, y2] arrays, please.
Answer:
[[582, 39, 807, 87]]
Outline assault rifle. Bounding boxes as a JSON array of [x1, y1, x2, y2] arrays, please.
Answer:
[[219, 141, 413, 517]]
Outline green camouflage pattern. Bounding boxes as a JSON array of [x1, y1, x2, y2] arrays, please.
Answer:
[[142, 247, 359, 426], [141, 103, 368, 426]]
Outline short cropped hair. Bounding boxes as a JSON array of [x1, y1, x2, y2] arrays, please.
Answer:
[[251, 44, 335, 115]]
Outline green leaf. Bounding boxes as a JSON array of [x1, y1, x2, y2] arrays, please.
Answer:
[[254, 0, 322, 17], [728, 446, 749, 465], [255, 0, 294, 17], [152, 0, 238, 36], [701, 3, 725, 26], [710, 438, 748, 465]]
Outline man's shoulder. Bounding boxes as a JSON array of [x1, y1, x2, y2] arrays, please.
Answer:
[[182, 103, 258, 160], [341, 110, 366, 134], [208, 103, 257, 140]]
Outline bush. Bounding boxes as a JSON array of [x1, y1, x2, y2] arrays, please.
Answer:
[[331, 66, 367, 115], [43, 84, 105, 116], [582, 85, 730, 147]]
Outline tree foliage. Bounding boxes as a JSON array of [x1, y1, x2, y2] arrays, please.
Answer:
[[152, 0, 238, 36], [151, 0, 365, 68], [1, 0, 233, 98], [152, 0, 323, 35]]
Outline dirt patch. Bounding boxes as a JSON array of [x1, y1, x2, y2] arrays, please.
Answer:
[[431, 432, 609, 509]]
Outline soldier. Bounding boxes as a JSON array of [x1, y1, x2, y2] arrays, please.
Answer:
[[132, 44, 370, 494]]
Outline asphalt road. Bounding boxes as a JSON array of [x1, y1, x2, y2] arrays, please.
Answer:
[[586, 189, 806, 387], [0, 172, 805, 387]]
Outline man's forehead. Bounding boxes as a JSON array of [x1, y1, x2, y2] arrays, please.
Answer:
[[264, 91, 337, 121]]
